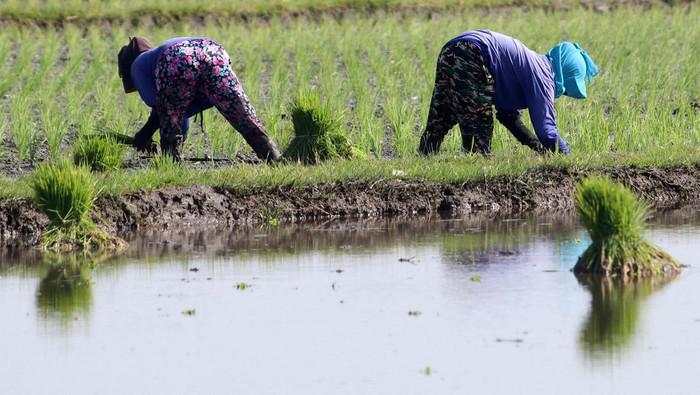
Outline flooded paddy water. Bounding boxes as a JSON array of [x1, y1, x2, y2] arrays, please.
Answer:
[[1, 209, 699, 394]]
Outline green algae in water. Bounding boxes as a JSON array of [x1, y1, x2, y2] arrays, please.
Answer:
[[283, 90, 361, 164], [573, 177, 681, 277]]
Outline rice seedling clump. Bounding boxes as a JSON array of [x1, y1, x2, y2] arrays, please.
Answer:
[[283, 91, 357, 164], [573, 176, 681, 277], [73, 135, 126, 172], [31, 160, 124, 252]]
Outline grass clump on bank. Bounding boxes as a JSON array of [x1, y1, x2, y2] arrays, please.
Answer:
[[31, 160, 124, 252], [283, 91, 359, 164], [73, 135, 126, 172], [573, 176, 681, 277]]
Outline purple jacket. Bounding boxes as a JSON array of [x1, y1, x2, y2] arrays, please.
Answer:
[[448, 30, 569, 153], [131, 37, 212, 133]]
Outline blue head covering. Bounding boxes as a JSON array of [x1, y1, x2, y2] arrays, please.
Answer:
[[546, 42, 599, 99]]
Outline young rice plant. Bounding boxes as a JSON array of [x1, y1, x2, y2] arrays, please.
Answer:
[[31, 160, 123, 252], [283, 90, 358, 164], [73, 135, 126, 172], [573, 176, 681, 277]]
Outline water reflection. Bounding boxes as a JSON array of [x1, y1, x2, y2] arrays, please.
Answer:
[[36, 256, 94, 327], [577, 274, 676, 358]]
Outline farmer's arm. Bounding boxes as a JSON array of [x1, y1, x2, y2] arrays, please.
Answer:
[[495, 110, 545, 153], [133, 109, 159, 152], [526, 80, 571, 154]]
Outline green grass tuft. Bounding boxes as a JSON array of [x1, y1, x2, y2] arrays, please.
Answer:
[[32, 160, 96, 228], [573, 176, 681, 277], [31, 160, 125, 252], [283, 90, 358, 164], [73, 135, 126, 172]]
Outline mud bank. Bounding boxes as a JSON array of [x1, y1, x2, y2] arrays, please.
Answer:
[[0, 164, 698, 249]]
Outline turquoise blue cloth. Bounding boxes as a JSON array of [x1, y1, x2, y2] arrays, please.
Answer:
[[547, 42, 599, 99]]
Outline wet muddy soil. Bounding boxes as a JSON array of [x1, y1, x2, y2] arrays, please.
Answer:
[[1, 164, 698, 249]]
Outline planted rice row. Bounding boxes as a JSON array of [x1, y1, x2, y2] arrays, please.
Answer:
[[0, 7, 697, 165]]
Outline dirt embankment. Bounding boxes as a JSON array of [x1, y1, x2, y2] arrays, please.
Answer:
[[0, 164, 698, 249]]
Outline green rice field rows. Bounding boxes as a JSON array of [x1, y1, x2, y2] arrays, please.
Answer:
[[0, 6, 698, 169]]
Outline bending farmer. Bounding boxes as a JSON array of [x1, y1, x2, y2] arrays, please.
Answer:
[[419, 30, 599, 155], [118, 37, 282, 161]]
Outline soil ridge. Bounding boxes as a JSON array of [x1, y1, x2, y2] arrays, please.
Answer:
[[0, 164, 697, 249]]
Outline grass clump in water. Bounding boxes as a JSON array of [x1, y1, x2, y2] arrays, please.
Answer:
[[283, 90, 360, 164], [573, 176, 681, 277], [72, 135, 126, 172], [31, 160, 124, 252]]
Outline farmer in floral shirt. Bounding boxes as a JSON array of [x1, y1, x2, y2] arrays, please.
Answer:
[[118, 37, 281, 162]]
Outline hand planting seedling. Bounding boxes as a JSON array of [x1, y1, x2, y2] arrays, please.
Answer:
[[117, 36, 281, 162], [573, 176, 681, 278], [283, 90, 359, 164]]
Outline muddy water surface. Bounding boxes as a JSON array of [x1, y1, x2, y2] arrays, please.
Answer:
[[1, 210, 699, 394]]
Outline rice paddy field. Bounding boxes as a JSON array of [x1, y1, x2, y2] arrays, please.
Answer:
[[0, 1, 698, 195]]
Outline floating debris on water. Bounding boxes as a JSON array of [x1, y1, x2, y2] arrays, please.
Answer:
[[235, 282, 250, 290], [470, 275, 482, 282], [408, 310, 422, 316], [182, 309, 196, 316]]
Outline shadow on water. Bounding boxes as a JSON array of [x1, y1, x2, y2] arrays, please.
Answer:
[[576, 273, 678, 359], [35, 256, 94, 327]]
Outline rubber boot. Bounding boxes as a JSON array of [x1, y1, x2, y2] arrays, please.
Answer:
[[418, 131, 444, 156], [160, 134, 184, 162], [461, 130, 492, 156]]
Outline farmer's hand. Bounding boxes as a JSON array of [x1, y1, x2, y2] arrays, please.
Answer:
[[133, 109, 160, 154], [133, 131, 158, 154]]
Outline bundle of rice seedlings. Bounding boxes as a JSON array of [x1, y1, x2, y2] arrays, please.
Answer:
[[73, 135, 126, 172], [573, 176, 681, 277], [283, 91, 358, 164], [31, 160, 124, 252]]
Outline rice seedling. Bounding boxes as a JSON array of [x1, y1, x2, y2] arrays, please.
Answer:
[[0, 5, 695, 192], [73, 135, 126, 172], [31, 160, 123, 252], [283, 90, 358, 164], [573, 176, 681, 277]]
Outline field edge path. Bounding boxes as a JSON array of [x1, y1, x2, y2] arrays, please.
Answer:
[[1, 163, 698, 249]]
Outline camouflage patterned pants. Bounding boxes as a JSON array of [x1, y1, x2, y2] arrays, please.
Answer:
[[419, 40, 495, 155]]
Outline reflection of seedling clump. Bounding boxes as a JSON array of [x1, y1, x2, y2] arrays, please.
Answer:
[[31, 160, 123, 252], [577, 275, 675, 357], [283, 91, 359, 164], [73, 135, 126, 172], [36, 258, 93, 323], [573, 177, 681, 277]]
